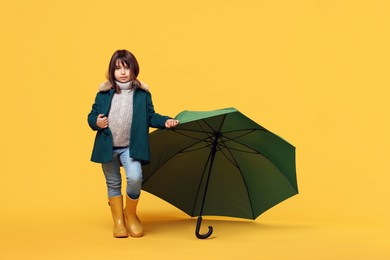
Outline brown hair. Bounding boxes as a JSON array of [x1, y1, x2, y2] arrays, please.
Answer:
[[107, 50, 141, 93]]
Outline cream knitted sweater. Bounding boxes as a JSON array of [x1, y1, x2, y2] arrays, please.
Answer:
[[107, 81, 134, 147]]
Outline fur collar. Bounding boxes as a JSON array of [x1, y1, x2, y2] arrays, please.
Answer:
[[99, 81, 149, 92]]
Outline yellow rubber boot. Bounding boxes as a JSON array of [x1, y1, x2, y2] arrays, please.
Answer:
[[124, 195, 143, 237], [108, 196, 128, 238]]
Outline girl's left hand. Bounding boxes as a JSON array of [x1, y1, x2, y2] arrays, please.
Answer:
[[165, 119, 179, 128]]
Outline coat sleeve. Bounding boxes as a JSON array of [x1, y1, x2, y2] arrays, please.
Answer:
[[87, 93, 101, 131], [146, 91, 171, 129]]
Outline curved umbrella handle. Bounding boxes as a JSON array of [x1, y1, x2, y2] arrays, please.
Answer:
[[195, 216, 213, 239]]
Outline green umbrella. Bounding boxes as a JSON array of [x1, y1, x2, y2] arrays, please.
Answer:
[[142, 107, 298, 239]]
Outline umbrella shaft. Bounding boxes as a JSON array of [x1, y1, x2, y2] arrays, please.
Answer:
[[199, 132, 221, 217]]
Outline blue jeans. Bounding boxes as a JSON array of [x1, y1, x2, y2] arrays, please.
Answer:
[[102, 147, 142, 199]]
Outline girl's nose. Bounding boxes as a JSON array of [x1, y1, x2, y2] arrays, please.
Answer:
[[121, 68, 125, 74]]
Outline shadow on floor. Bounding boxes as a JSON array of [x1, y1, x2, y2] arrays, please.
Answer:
[[138, 210, 313, 238]]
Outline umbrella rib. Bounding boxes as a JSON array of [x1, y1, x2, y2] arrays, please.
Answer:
[[170, 125, 266, 139], [142, 133, 214, 185], [169, 129, 211, 141], [197, 119, 214, 133], [219, 139, 256, 219], [170, 128, 269, 143], [227, 138, 298, 191], [222, 147, 259, 154], [171, 119, 216, 137], [170, 130, 215, 153], [215, 140, 240, 167], [199, 118, 218, 133], [221, 134, 261, 154], [220, 138, 260, 154], [171, 128, 214, 136], [191, 148, 213, 217], [217, 146, 239, 167], [223, 129, 257, 141], [181, 144, 210, 153], [223, 128, 270, 136]]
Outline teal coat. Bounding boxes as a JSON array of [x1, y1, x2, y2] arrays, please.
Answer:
[[88, 85, 170, 164]]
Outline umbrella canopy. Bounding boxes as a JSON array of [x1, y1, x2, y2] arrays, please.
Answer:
[[142, 107, 298, 238]]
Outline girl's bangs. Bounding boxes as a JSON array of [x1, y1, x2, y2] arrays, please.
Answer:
[[116, 58, 130, 68]]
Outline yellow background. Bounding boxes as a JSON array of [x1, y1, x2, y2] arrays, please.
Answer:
[[1, 0, 389, 259]]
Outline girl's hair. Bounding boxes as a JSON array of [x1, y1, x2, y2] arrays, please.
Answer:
[[107, 49, 141, 93]]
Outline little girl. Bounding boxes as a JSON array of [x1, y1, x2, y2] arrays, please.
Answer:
[[88, 50, 179, 238]]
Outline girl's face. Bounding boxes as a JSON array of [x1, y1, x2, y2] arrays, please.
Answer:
[[114, 60, 131, 83]]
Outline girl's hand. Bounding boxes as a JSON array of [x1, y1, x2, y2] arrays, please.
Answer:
[[165, 119, 179, 128], [96, 114, 108, 128]]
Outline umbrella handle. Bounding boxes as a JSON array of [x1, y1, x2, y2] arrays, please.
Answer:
[[195, 216, 213, 239]]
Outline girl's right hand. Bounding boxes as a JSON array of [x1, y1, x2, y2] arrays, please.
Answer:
[[96, 114, 108, 128]]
